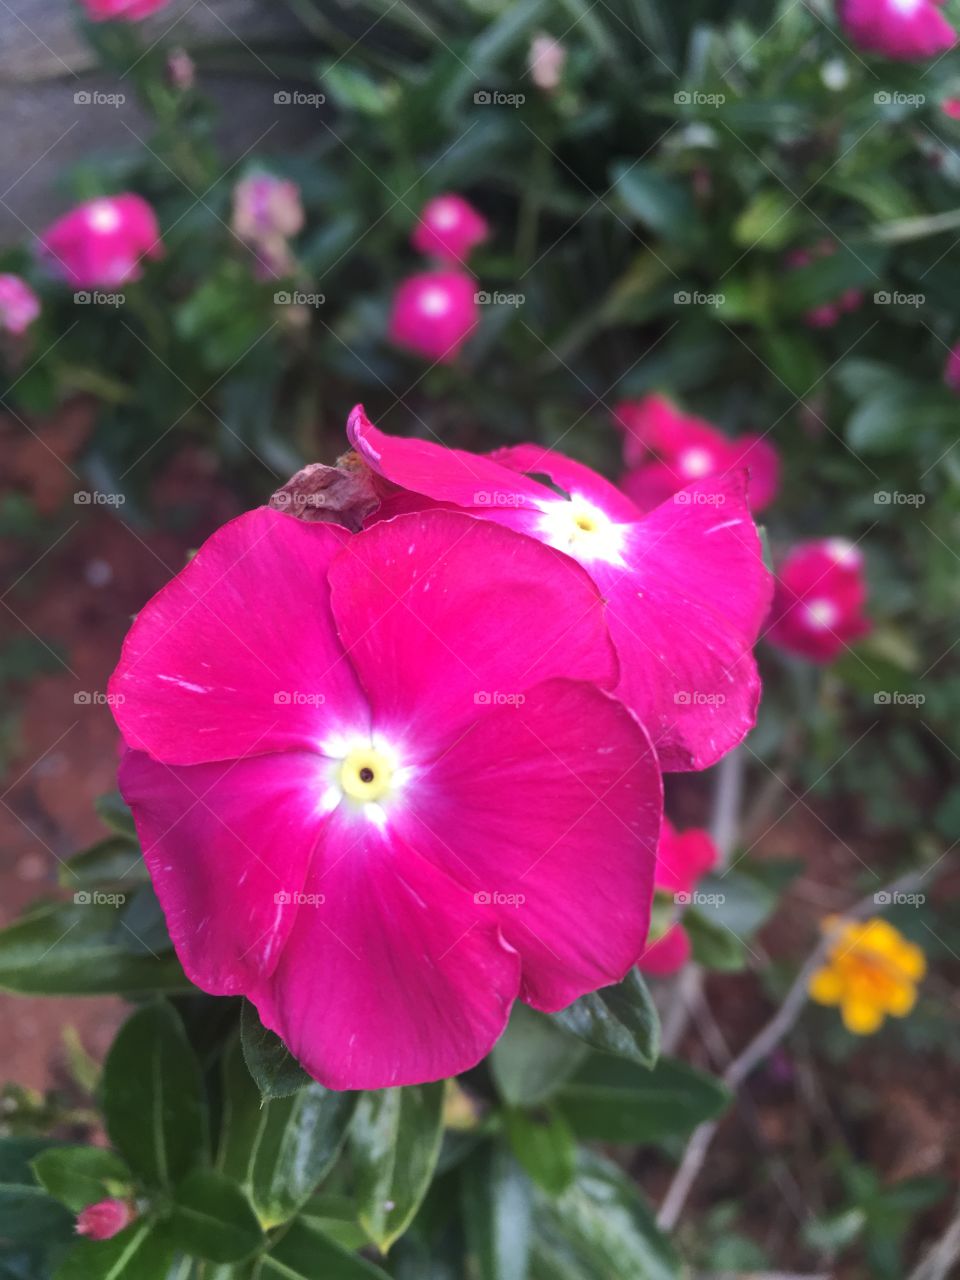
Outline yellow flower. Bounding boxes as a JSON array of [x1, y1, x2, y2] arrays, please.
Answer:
[[808, 915, 926, 1035]]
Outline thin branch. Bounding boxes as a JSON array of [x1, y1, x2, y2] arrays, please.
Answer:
[[907, 1192, 960, 1280]]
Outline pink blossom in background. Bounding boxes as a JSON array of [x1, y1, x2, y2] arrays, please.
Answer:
[[231, 172, 304, 279], [0, 274, 40, 335], [528, 34, 567, 91], [638, 819, 718, 976], [613, 394, 780, 513], [942, 96, 960, 119], [39, 195, 162, 289], [348, 407, 772, 772], [944, 341, 960, 391], [167, 47, 195, 91], [111, 508, 662, 1088], [80, 0, 170, 19], [412, 194, 489, 265], [388, 271, 479, 363], [75, 1200, 134, 1241], [767, 538, 871, 662], [837, 0, 956, 60], [785, 240, 863, 329]]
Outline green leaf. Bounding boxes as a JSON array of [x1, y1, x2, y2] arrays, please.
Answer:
[[610, 161, 697, 242], [170, 1170, 264, 1263], [0, 898, 189, 996], [31, 1147, 132, 1212], [240, 1000, 312, 1099], [103, 1002, 207, 1189], [555, 1056, 730, 1143], [531, 1151, 679, 1280], [781, 243, 886, 313], [349, 1084, 444, 1252], [220, 1038, 357, 1229], [461, 1143, 532, 1280], [549, 970, 659, 1068], [502, 1109, 576, 1195], [256, 1219, 384, 1279], [94, 793, 137, 840], [843, 393, 954, 454], [490, 1005, 589, 1106], [58, 838, 145, 890], [0, 1138, 74, 1241], [54, 1221, 175, 1280], [298, 1195, 368, 1252], [733, 189, 802, 251], [696, 870, 778, 938], [684, 909, 749, 972]]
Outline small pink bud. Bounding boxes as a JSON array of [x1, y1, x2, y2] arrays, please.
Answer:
[[167, 48, 195, 92], [528, 34, 566, 91], [75, 1199, 134, 1241], [942, 97, 960, 119], [944, 342, 960, 393], [0, 274, 40, 335], [388, 271, 479, 363], [411, 195, 489, 266]]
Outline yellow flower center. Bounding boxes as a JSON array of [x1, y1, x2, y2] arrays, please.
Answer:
[[339, 747, 394, 802]]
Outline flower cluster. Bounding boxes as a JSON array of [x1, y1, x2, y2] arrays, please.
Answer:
[[110, 407, 771, 1088]]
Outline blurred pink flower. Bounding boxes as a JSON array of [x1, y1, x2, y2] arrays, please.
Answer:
[[638, 820, 718, 976], [76, 1199, 134, 1241], [786, 240, 863, 329], [767, 538, 871, 662], [0, 274, 40, 335], [942, 96, 960, 118], [167, 47, 195, 91], [412, 194, 489, 265], [388, 271, 479, 362], [80, 0, 171, 20], [944, 341, 960, 391], [837, 0, 956, 60], [614, 394, 779, 512], [231, 172, 304, 279], [39, 195, 162, 289], [528, 34, 567, 91]]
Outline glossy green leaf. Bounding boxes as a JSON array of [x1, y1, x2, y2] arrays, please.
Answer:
[[58, 837, 145, 890], [0, 899, 188, 996], [350, 1083, 444, 1252], [54, 1221, 175, 1280], [610, 161, 697, 242], [684, 908, 749, 972], [490, 1005, 589, 1106], [240, 1000, 311, 1099], [103, 1002, 207, 1189], [256, 1219, 384, 1279], [555, 1056, 730, 1143], [220, 1038, 357, 1228], [170, 1170, 264, 1263], [550, 970, 659, 1068], [31, 1146, 132, 1212], [502, 1108, 576, 1196], [461, 1143, 532, 1280], [298, 1195, 368, 1252]]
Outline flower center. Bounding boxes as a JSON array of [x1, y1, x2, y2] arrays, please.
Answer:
[[339, 747, 394, 802], [804, 598, 839, 630], [536, 495, 628, 566]]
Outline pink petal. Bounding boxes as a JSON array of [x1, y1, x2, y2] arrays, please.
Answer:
[[725, 434, 780, 511], [109, 508, 368, 765], [655, 819, 717, 896], [396, 679, 662, 1011], [250, 809, 521, 1089], [598, 473, 772, 771], [118, 748, 327, 992], [489, 442, 644, 524], [637, 923, 691, 976], [327, 509, 617, 758]]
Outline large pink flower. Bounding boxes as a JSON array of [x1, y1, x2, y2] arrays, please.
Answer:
[[80, 0, 171, 19], [388, 271, 478, 363], [348, 407, 772, 772], [110, 508, 661, 1088], [767, 538, 871, 662], [837, 0, 956, 60], [638, 819, 717, 976], [411, 194, 489, 265], [39, 195, 162, 289], [614, 395, 779, 513]]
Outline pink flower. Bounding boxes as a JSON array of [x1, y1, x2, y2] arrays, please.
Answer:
[[638, 820, 717, 976], [231, 173, 304, 279], [944, 341, 960, 391], [348, 407, 772, 772], [167, 47, 195, 91], [613, 395, 779, 513], [75, 1199, 134, 1240], [110, 508, 662, 1089], [0, 274, 40, 335], [786, 240, 863, 329], [942, 96, 960, 118], [411, 194, 489, 266], [39, 195, 162, 289], [388, 271, 479, 363], [80, 0, 170, 21], [837, 0, 956, 60], [767, 538, 871, 662], [528, 34, 567, 91]]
